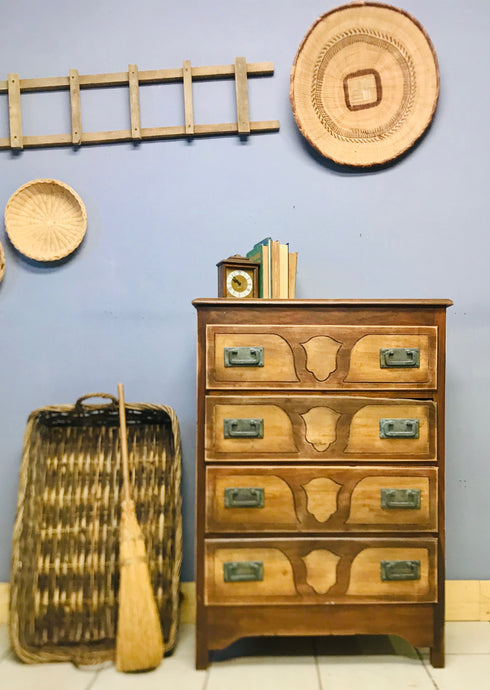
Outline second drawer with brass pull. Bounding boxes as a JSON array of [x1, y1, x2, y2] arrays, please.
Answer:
[[206, 395, 436, 461]]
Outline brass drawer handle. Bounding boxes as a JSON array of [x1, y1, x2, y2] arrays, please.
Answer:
[[224, 487, 265, 508], [381, 560, 421, 581], [224, 418, 264, 439], [380, 347, 420, 368], [223, 561, 264, 582], [379, 418, 419, 439], [224, 346, 264, 367], [381, 488, 421, 509]]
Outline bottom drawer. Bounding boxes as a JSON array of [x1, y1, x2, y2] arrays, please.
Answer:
[[205, 538, 437, 605]]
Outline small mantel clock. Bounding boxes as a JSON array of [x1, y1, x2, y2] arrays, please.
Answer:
[[217, 255, 260, 299]]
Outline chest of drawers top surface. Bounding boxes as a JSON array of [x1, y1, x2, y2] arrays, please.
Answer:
[[192, 298, 452, 326]]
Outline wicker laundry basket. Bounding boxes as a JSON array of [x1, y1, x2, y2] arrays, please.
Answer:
[[9, 393, 183, 666]]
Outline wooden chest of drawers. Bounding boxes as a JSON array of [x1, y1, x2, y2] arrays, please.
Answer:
[[193, 298, 452, 669]]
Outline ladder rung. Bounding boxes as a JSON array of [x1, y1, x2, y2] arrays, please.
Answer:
[[234, 57, 250, 134], [183, 60, 194, 135], [69, 69, 82, 145], [128, 64, 142, 140], [8, 73, 23, 149]]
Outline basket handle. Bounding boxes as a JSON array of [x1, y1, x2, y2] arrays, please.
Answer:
[[74, 392, 119, 412]]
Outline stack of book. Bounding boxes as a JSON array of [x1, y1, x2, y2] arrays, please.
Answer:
[[246, 238, 298, 298]]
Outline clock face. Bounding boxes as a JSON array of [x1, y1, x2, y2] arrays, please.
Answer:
[[226, 269, 254, 298]]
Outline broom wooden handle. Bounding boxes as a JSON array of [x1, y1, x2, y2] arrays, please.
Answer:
[[118, 382, 131, 502]]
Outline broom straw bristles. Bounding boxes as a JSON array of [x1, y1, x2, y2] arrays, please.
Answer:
[[116, 383, 164, 672], [116, 499, 164, 672]]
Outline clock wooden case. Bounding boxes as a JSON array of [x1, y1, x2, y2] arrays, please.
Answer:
[[217, 255, 260, 299]]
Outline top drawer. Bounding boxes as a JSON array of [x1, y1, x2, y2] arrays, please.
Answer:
[[206, 325, 437, 390]]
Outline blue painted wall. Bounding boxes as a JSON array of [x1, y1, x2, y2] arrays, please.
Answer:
[[0, 0, 489, 582]]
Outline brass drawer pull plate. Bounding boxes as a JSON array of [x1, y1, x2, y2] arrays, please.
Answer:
[[224, 487, 265, 508], [224, 418, 264, 438], [381, 560, 421, 581], [223, 561, 264, 582], [381, 488, 421, 509], [379, 418, 419, 439], [224, 346, 264, 367], [380, 347, 420, 368]]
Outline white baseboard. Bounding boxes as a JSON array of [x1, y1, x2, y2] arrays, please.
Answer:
[[1, 581, 489, 626], [446, 580, 490, 621]]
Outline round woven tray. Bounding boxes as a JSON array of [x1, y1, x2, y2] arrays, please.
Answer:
[[5, 179, 87, 261], [0, 240, 5, 283], [290, 2, 440, 167]]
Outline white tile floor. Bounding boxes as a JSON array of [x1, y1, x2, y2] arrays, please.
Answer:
[[1, 622, 489, 689]]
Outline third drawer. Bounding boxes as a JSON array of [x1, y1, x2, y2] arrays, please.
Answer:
[[206, 465, 438, 533]]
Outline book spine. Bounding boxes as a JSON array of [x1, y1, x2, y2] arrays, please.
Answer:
[[271, 240, 281, 298], [288, 251, 298, 298]]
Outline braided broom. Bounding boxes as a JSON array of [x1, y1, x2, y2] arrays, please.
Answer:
[[116, 383, 164, 672]]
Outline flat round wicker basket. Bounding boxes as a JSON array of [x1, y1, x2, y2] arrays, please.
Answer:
[[0, 240, 5, 283], [5, 179, 87, 261], [290, 2, 440, 167]]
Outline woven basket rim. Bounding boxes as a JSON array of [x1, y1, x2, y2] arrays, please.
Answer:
[[290, 1, 440, 167], [0, 240, 5, 283], [5, 178, 87, 261]]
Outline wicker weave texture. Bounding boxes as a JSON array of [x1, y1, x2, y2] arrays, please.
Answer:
[[5, 179, 87, 261], [10, 394, 182, 666], [290, 2, 439, 166]]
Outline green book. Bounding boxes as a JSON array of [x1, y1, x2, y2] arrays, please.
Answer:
[[246, 237, 272, 298]]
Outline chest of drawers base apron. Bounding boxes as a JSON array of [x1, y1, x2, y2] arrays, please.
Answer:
[[193, 299, 451, 669]]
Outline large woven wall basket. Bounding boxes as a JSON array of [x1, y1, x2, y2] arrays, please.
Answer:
[[290, 2, 440, 167], [9, 393, 183, 666]]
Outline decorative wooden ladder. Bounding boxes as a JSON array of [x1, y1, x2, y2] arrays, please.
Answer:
[[0, 58, 279, 150]]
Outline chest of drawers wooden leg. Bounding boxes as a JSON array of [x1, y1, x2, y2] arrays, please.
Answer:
[[193, 298, 452, 669]]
